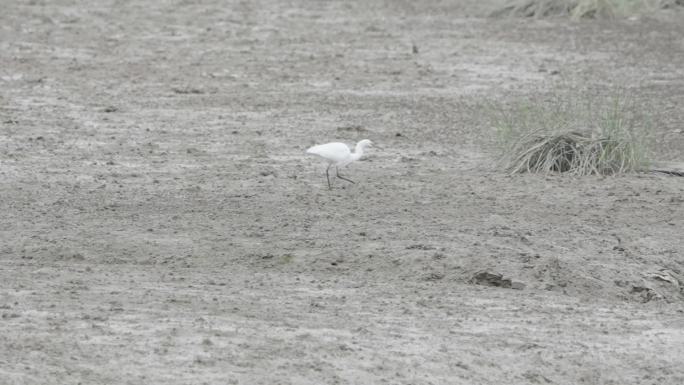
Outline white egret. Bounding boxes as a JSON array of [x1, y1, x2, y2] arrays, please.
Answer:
[[306, 139, 374, 189]]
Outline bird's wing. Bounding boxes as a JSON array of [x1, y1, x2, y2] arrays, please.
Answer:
[[306, 142, 351, 163]]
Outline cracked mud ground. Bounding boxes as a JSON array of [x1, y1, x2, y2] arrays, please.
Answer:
[[1, 1, 683, 384]]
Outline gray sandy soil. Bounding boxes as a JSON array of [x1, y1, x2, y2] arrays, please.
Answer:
[[1, 1, 683, 384]]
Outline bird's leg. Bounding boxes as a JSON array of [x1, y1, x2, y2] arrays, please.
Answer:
[[325, 164, 332, 189], [336, 167, 355, 184]]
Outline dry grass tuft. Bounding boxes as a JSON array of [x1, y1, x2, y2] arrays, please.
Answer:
[[491, 0, 683, 19], [506, 130, 645, 174], [492, 93, 652, 175]]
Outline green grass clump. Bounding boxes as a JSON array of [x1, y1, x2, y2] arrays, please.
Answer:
[[492, 93, 652, 175], [491, 0, 683, 19]]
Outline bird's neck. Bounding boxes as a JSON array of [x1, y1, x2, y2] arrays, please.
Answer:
[[352, 143, 366, 161]]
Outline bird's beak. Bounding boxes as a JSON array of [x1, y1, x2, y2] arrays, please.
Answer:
[[373, 144, 383, 150]]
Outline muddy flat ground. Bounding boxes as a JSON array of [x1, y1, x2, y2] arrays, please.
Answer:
[[1, 0, 684, 384]]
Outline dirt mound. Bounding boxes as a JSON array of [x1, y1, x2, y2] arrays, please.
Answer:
[[491, 0, 684, 18]]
